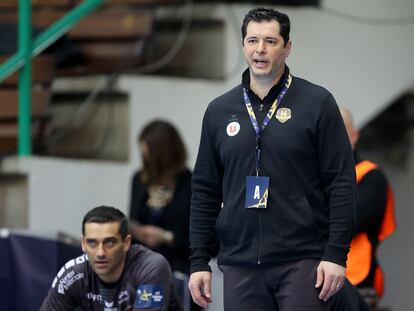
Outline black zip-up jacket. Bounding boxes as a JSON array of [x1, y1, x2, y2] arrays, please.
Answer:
[[190, 68, 356, 273]]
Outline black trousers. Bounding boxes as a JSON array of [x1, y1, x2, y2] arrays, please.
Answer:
[[329, 280, 372, 311], [220, 259, 329, 311]]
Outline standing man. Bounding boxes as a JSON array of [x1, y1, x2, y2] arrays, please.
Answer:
[[40, 206, 182, 311], [338, 108, 396, 309], [188, 7, 356, 311]]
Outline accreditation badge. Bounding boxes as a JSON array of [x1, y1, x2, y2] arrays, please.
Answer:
[[245, 176, 269, 208]]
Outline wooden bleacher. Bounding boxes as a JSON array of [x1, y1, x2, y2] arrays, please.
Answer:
[[0, 0, 172, 75], [0, 55, 55, 154], [0, 0, 71, 10], [0, 0, 183, 75], [0, 0, 180, 9], [0, 0, 179, 155]]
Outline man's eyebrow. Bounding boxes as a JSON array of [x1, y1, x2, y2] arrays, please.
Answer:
[[103, 237, 118, 241], [245, 35, 278, 39]]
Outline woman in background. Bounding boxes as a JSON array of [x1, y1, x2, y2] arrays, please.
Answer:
[[129, 120, 191, 275]]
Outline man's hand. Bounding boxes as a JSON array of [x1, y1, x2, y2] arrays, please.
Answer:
[[188, 271, 212, 309], [315, 260, 345, 302]]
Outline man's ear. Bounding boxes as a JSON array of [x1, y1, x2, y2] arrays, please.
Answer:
[[123, 234, 132, 252], [351, 129, 360, 149], [285, 40, 292, 58], [81, 235, 85, 252]]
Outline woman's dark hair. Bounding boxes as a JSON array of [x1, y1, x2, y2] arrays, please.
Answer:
[[241, 7, 291, 46], [139, 120, 187, 185], [82, 206, 129, 239]]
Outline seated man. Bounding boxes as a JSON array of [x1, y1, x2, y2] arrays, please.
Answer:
[[329, 108, 397, 311], [40, 205, 182, 311]]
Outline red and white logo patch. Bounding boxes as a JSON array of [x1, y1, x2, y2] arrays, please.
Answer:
[[226, 121, 240, 137]]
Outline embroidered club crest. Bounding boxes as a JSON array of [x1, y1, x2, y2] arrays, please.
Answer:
[[276, 108, 291, 123]]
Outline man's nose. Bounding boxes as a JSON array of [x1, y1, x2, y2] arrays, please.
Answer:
[[256, 40, 266, 53], [96, 244, 106, 258]]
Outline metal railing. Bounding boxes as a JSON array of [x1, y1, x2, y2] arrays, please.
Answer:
[[0, 0, 104, 156]]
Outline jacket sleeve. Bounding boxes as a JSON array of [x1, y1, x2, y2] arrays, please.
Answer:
[[39, 267, 80, 311], [164, 171, 192, 257], [131, 252, 178, 311], [317, 94, 356, 267], [355, 168, 388, 234], [129, 171, 145, 222], [190, 104, 223, 273]]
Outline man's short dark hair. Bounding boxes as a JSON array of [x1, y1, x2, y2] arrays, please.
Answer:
[[241, 7, 290, 46], [82, 206, 129, 239]]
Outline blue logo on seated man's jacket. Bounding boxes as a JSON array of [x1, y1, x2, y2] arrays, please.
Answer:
[[134, 284, 164, 309]]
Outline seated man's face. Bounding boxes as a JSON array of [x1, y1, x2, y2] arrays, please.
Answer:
[[81, 222, 131, 283]]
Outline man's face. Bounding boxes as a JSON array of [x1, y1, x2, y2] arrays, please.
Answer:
[[243, 20, 291, 82], [82, 222, 131, 283]]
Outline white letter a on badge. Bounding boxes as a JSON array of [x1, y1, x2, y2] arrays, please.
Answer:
[[254, 186, 261, 199]]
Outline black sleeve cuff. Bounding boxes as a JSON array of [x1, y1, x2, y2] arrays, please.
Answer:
[[322, 242, 350, 267]]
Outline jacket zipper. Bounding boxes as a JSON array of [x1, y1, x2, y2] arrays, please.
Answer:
[[257, 102, 264, 265], [257, 210, 263, 264]]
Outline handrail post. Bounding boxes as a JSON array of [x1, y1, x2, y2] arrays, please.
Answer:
[[18, 0, 32, 156]]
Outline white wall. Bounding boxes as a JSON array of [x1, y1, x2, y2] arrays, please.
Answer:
[[1, 156, 131, 237], [3, 1, 414, 310]]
